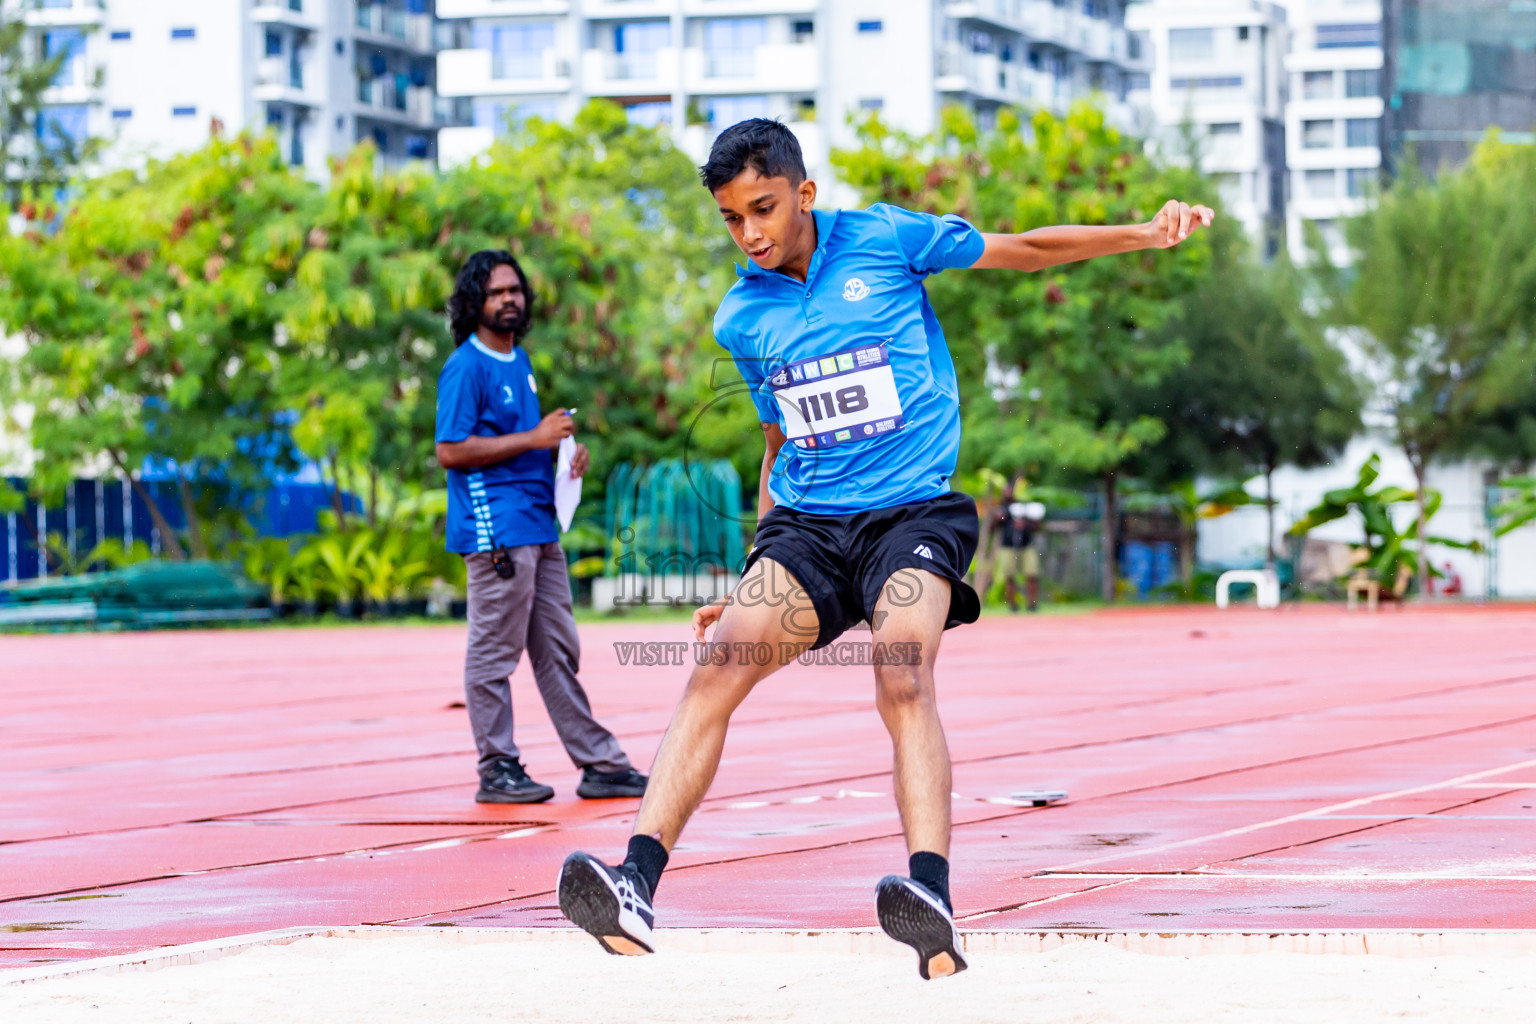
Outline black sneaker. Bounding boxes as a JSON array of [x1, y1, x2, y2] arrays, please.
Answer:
[[576, 767, 648, 799], [475, 757, 555, 804], [876, 875, 969, 980], [558, 852, 655, 956]]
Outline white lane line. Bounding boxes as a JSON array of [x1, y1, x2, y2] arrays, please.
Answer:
[[957, 877, 1139, 922], [1039, 757, 1536, 874], [1036, 871, 1536, 882], [1458, 781, 1536, 788]]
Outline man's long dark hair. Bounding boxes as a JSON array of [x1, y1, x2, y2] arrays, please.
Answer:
[[447, 249, 532, 346]]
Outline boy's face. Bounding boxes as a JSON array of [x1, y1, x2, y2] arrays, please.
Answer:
[[713, 169, 817, 271]]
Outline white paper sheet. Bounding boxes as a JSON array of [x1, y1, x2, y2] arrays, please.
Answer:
[[554, 435, 582, 533]]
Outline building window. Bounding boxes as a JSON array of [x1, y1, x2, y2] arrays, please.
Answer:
[[474, 22, 556, 80], [1302, 119, 1334, 149], [1302, 70, 1333, 100], [1316, 23, 1381, 49], [1345, 68, 1379, 98], [703, 19, 766, 78], [858, 98, 884, 110], [335, 39, 345, 55], [37, 104, 88, 150], [857, 20, 883, 34], [1208, 122, 1241, 135], [109, 29, 131, 42], [406, 133, 430, 159], [792, 20, 814, 43], [1345, 168, 1375, 197], [171, 28, 196, 41], [1237, 26, 1249, 41], [172, 106, 197, 117], [1345, 117, 1379, 148], [1304, 169, 1337, 199], [266, 30, 283, 57], [705, 94, 770, 127], [1125, 72, 1150, 90], [1168, 28, 1214, 62], [42, 28, 86, 88], [111, 108, 132, 120]]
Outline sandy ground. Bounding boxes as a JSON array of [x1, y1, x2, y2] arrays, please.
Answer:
[[3, 932, 1533, 1024]]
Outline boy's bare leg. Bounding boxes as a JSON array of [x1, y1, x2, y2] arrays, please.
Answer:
[[633, 555, 818, 849], [870, 568, 954, 858]]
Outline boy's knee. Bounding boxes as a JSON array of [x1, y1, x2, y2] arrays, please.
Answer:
[[874, 663, 933, 709]]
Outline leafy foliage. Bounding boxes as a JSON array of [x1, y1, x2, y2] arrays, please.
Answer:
[[832, 103, 1214, 482], [1288, 453, 1480, 588]]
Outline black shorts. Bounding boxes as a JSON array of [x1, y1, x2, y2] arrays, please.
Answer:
[[742, 492, 981, 650]]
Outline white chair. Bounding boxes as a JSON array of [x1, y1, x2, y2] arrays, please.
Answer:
[[1216, 569, 1281, 610]]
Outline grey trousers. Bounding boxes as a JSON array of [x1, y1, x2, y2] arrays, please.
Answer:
[[462, 543, 630, 775]]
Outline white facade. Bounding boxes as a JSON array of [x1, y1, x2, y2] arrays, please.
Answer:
[[1277, 0, 1382, 262], [434, 1, 1148, 181], [28, 0, 463, 177], [1126, 0, 1288, 250]]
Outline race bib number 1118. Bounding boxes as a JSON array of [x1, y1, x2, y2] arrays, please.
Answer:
[[768, 342, 906, 449]]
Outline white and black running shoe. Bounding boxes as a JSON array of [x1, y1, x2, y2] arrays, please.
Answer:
[[876, 875, 968, 980], [557, 851, 656, 956]]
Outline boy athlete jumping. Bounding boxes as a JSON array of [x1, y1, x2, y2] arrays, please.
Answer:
[[558, 119, 1212, 979]]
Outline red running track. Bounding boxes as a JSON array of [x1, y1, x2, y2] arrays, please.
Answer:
[[3, 606, 1535, 967]]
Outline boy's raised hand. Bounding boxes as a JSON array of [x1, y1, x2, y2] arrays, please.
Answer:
[[1147, 200, 1215, 248]]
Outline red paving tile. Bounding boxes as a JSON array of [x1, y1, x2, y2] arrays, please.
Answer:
[[3, 606, 1536, 967]]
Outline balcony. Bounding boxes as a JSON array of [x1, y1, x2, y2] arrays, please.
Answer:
[[942, 0, 1024, 33], [357, 76, 440, 125], [254, 56, 317, 106], [683, 42, 816, 94], [24, 1, 102, 28], [437, 47, 572, 97], [354, 4, 435, 52], [583, 47, 680, 96], [251, 1, 319, 32], [438, 125, 494, 167]]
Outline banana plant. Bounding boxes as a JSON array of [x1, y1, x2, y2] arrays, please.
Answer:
[[1288, 454, 1481, 590], [1491, 476, 1536, 536]]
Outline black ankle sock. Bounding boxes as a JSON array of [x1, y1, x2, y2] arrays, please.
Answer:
[[624, 834, 668, 898], [909, 851, 952, 913]]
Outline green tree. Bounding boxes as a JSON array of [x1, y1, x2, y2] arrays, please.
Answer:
[[282, 101, 740, 526], [1305, 138, 1536, 598], [1128, 258, 1360, 568], [833, 102, 1215, 599], [0, 130, 321, 559]]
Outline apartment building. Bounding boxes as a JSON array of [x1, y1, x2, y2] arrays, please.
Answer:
[[1126, 0, 1288, 249], [1383, 0, 1536, 175], [434, 1, 1149, 181], [27, 0, 464, 176], [1280, 0, 1382, 261]]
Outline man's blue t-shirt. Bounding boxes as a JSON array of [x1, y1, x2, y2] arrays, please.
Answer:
[[713, 204, 985, 515], [434, 336, 558, 553]]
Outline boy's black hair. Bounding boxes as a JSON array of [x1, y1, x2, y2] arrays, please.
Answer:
[[447, 249, 531, 346], [698, 118, 807, 193]]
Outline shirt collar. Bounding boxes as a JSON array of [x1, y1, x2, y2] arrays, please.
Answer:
[[469, 334, 519, 363], [735, 208, 840, 280]]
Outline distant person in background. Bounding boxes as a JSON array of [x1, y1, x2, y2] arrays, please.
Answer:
[[993, 497, 1044, 613], [435, 249, 647, 805]]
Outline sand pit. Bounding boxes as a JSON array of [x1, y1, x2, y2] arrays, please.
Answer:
[[4, 930, 1533, 1024]]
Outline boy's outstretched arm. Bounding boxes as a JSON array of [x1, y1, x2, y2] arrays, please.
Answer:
[[971, 199, 1215, 273]]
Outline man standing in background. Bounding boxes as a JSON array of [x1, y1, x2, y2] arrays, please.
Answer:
[[435, 249, 647, 805]]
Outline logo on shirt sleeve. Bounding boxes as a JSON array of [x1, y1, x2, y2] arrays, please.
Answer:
[[842, 277, 870, 302], [527, 373, 537, 394]]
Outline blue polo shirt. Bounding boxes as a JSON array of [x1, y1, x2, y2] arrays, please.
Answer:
[[713, 204, 985, 515], [434, 336, 558, 554]]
